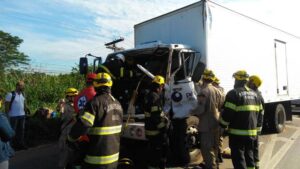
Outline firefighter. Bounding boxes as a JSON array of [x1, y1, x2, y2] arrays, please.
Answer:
[[212, 77, 224, 94], [247, 75, 264, 169], [97, 53, 139, 112], [67, 72, 123, 169], [58, 87, 78, 169], [219, 70, 263, 169], [74, 73, 97, 113], [144, 75, 169, 169], [191, 69, 224, 169], [212, 76, 226, 163]]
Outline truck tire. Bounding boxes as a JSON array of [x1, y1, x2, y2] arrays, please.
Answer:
[[272, 104, 286, 133], [186, 116, 203, 165]]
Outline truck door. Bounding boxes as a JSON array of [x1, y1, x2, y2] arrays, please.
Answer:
[[275, 40, 288, 95]]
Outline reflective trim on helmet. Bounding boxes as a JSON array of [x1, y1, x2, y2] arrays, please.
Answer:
[[120, 67, 124, 78], [247, 167, 255, 169], [236, 105, 261, 112], [224, 102, 237, 111], [81, 112, 95, 127], [157, 122, 166, 129], [228, 128, 257, 136], [84, 153, 119, 165], [151, 106, 160, 112], [88, 125, 122, 135], [93, 72, 113, 87], [219, 117, 230, 126], [99, 65, 116, 79], [145, 130, 160, 136]]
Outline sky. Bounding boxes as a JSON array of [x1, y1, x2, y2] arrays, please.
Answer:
[[0, 0, 300, 74]]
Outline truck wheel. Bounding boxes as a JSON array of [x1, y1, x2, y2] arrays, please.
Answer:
[[186, 116, 203, 165], [273, 104, 286, 133]]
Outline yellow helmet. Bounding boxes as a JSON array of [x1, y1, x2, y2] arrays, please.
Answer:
[[213, 77, 220, 84], [233, 70, 249, 81], [93, 72, 113, 87], [249, 75, 262, 88], [152, 75, 165, 85], [202, 69, 215, 81], [65, 88, 79, 96]]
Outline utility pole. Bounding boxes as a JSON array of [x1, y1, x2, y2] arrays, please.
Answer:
[[105, 37, 125, 52]]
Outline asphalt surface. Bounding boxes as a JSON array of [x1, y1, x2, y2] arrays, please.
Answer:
[[9, 115, 300, 169]]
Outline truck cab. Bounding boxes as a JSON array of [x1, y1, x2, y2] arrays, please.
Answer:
[[80, 41, 205, 167]]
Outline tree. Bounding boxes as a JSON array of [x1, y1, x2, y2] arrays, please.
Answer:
[[0, 30, 30, 72]]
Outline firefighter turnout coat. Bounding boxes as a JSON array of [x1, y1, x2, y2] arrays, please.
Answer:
[[220, 86, 263, 137], [69, 90, 123, 169], [144, 91, 168, 138], [144, 90, 169, 168]]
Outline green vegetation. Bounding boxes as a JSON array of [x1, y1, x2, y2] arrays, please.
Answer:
[[0, 69, 85, 114], [0, 30, 88, 146], [0, 30, 30, 74], [0, 30, 85, 113]]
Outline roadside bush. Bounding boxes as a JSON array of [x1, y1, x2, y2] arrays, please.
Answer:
[[0, 69, 85, 147]]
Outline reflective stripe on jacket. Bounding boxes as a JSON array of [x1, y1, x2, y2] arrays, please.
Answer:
[[220, 86, 263, 137], [144, 91, 167, 137], [69, 91, 123, 168]]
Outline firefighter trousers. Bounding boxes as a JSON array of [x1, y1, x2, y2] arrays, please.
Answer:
[[200, 130, 219, 169], [254, 136, 260, 168], [146, 134, 168, 169], [229, 136, 255, 169], [169, 118, 190, 166]]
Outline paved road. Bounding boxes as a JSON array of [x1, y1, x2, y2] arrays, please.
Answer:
[[9, 116, 300, 169]]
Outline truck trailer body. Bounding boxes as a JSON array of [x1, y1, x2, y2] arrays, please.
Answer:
[[134, 0, 300, 132], [80, 0, 300, 167]]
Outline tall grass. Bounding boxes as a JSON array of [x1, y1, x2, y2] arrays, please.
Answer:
[[0, 70, 85, 114]]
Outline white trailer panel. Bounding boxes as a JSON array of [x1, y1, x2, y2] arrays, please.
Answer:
[[134, 0, 300, 103], [134, 1, 207, 63]]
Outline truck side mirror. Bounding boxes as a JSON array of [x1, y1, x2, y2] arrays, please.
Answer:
[[79, 57, 88, 74], [93, 57, 102, 73], [192, 62, 206, 82]]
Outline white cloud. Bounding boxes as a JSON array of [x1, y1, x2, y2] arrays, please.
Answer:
[[3, 0, 300, 73], [62, 0, 199, 46]]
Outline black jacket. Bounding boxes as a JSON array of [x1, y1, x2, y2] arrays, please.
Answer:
[[144, 91, 167, 138], [220, 86, 263, 137], [69, 90, 123, 169]]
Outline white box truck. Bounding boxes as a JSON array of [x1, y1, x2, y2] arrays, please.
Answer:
[[134, 0, 300, 133], [80, 0, 300, 167]]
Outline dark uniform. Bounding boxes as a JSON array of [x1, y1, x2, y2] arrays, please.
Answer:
[[248, 75, 264, 169], [144, 77, 168, 169], [96, 56, 138, 112], [68, 88, 123, 169], [220, 86, 263, 169], [253, 90, 264, 169]]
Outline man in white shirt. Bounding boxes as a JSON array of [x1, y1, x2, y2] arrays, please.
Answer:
[[5, 80, 28, 150]]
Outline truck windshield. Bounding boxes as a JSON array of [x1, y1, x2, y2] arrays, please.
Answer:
[[172, 51, 196, 81]]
